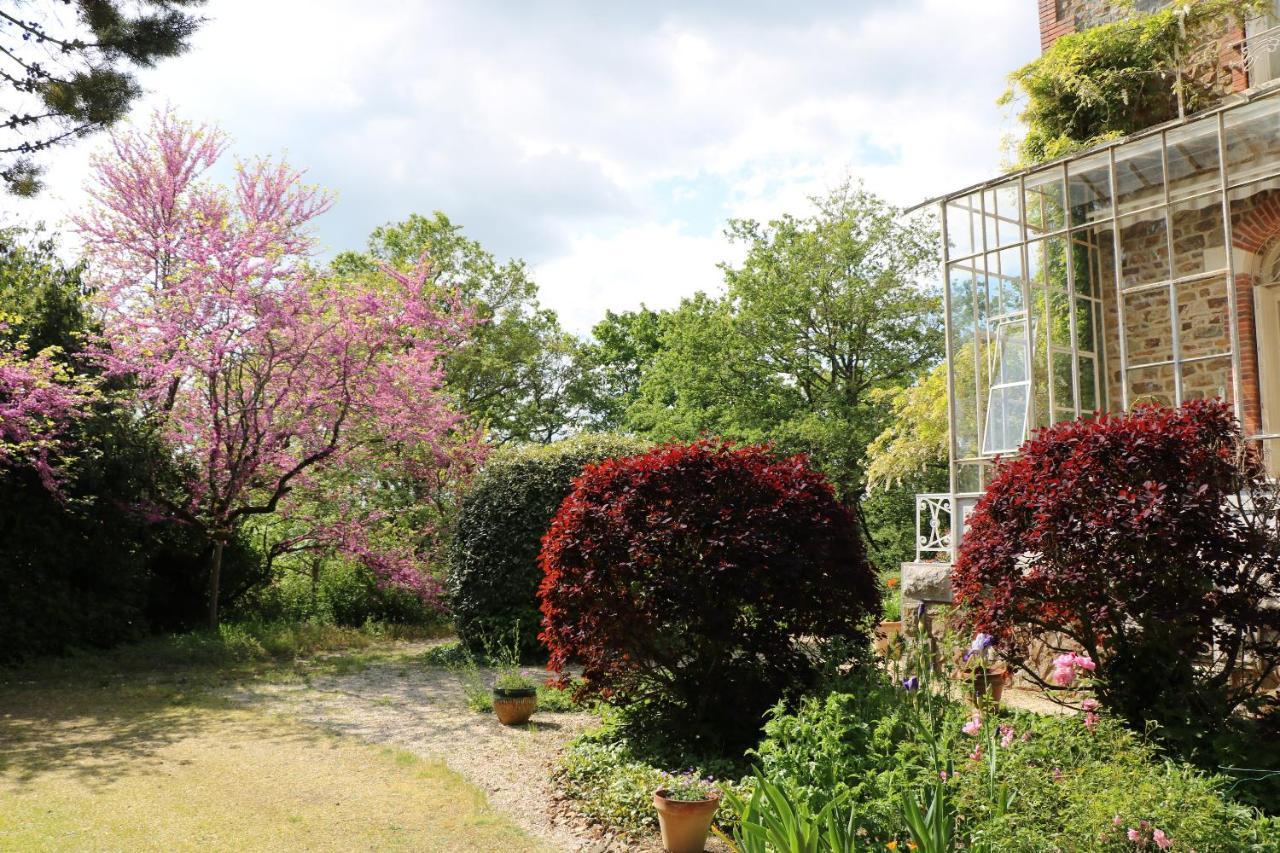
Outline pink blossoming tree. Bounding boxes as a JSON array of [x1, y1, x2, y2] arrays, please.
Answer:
[[75, 112, 481, 627], [0, 330, 97, 492]]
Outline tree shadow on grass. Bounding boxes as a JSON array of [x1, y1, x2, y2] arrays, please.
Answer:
[[0, 678, 332, 788]]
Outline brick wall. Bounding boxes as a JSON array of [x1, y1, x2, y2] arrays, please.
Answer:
[[1040, 0, 1170, 51]]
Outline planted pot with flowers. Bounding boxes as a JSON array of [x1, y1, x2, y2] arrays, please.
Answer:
[[957, 632, 1008, 705], [874, 576, 903, 657], [492, 669, 539, 725], [653, 770, 720, 853]]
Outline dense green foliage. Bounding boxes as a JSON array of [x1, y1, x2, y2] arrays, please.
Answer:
[[446, 433, 649, 657], [233, 559, 443, 628], [1002, 0, 1260, 164]]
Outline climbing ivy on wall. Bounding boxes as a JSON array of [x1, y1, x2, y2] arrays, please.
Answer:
[[1002, 0, 1263, 165]]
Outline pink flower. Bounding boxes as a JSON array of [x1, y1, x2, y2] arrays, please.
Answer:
[[1114, 815, 1124, 826], [939, 770, 949, 781], [1051, 664, 1076, 686], [962, 712, 982, 736], [1081, 698, 1101, 712], [999, 725, 1015, 748], [1073, 654, 1096, 672], [1153, 828, 1172, 849], [1128, 828, 1142, 843], [1084, 712, 1099, 732], [969, 745, 983, 762]]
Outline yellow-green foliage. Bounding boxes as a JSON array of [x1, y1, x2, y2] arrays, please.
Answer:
[[865, 362, 949, 490], [1003, 0, 1262, 165]]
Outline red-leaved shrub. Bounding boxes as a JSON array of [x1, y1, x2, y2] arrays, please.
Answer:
[[538, 439, 878, 750], [954, 400, 1280, 736]]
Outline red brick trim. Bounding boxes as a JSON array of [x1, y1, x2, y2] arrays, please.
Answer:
[[1039, 0, 1074, 52]]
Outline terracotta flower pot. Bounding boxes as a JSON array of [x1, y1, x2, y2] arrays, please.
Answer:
[[874, 620, 903, 656], [653, 789, 720, 853], [492, 687, 537, 725], [969, 667, 1008, 705]]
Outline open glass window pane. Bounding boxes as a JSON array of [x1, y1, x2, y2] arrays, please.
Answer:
[[983, 383, 1030, 455], [983, 319, 1031, 454], [948, 261, 982, 458]]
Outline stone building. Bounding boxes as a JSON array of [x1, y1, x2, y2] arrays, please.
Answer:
[[902, 1, 1280, 610]]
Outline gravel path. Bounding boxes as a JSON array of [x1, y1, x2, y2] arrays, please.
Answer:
[[221, 641, 643, 853]]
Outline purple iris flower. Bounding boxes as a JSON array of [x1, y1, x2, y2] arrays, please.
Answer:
[[902, 676, 920, 691], [964, 632, 995, 662]]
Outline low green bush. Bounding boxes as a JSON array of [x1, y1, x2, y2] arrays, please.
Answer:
[[236, 559, 443, 628], [447, 433, 649, 657]]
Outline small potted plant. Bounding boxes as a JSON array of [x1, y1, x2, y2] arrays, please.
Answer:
[[492, 669, 539, 725], [653, 770, 720, 853], [958, 632, 1008, 705], [874, 575, 903, 656]]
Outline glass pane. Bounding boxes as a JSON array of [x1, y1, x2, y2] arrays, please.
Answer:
[[991, 319, 1029, 384], [1166, 122, 1221, 201], [1071, 226, 1113, 297], [956, 463, 982, 493], [1118, 210, 1170, 289], [948, 261, 981, 458], [1052, 350, 1075, 415], [1176, 276, 1231, 359], [1170, 193, 1226, 280], [983, 189, 999, 252], [1114, 136, 1165, 214], [994, 181, 1021, 247], [1025, 168, 1066, 235], [1068, 152, 1113, 226], [1224, 96, 1280, 186], [946, 195, 979, 257], [983, 384, 1029, 455], [1127, 363, 1176, 407], [1076, 298, 1097, 353], [1123, 287, 1174, 365], [1079, 354, 1099, 412], [1181, 356, 1232, 403]]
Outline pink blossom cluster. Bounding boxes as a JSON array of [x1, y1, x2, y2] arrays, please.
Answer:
[[1114, 817, 1173, 849], [1051, 652, 1096, 687], [0, 330, 97, 492]]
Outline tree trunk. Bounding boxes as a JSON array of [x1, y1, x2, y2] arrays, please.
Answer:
[[208, 539, 224, 630]]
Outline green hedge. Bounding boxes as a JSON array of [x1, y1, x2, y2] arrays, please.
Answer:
[[447, 433, 649, 657]]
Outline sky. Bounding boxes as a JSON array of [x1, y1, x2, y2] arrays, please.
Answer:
[[5, 0, 1040, 333]]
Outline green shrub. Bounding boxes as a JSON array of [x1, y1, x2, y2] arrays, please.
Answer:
[[447, 432, 648, 657], [236, 558, 443, 628]]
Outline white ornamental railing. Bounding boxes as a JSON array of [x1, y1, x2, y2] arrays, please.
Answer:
[[914, 493, 953, 563]]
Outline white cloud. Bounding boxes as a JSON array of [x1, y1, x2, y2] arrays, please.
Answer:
[[3, 0, 1039, 333]]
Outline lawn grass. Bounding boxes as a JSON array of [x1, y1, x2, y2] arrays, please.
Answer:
[[0, 626, 545, 852]]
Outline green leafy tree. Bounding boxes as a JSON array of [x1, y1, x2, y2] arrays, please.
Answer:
[[628, 184, 942, 511], [1, 0, 205, 195], [334, 212, 579, 443], [571, 306, 666, 432]]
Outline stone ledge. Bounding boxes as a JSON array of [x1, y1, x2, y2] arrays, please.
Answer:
[[901, 560, 954, 607]]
